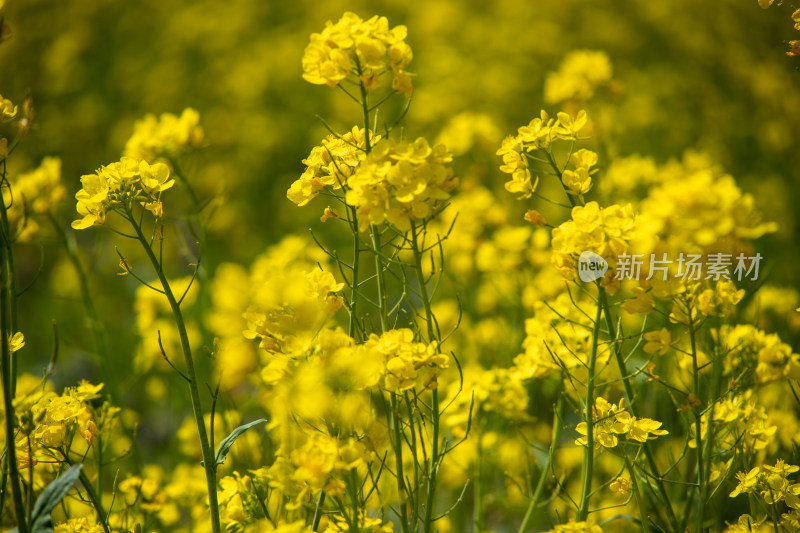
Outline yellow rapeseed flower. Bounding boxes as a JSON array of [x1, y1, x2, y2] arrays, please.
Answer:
[[302, 12, 413, 96]]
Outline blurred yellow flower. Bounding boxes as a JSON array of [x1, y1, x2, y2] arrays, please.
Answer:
[[8, 331, 24, 352], [123, 108, 203, 161], [544, 50, 613, 104], [643, 327, 671, 356], [0, 93, 16, 121]]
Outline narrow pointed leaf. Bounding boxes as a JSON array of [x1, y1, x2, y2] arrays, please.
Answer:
[[214, 418, 268, 468], [31, 464, 83, 533]]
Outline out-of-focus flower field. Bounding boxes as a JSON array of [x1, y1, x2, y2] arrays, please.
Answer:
[[2, 0, 800, 531]]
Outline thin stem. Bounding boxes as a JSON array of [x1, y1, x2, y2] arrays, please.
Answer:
[[311, 491, 326, 531], [599, 293, 680, 531], [389, 393, 410, 533], [518, 398, 563, 533], [348, 207, 361, 341], [0, 173, 27, 533], [126, 210, 221, 533], [0, 172, 19, 394], [577, 284, 603, 521], [370, 226, 388, 332], [474, 426, 482, 533], [410, 221, 440, 533], [688, 309, 705, 533], [61, 454, 111, 533], [26, 434, 33, 525], [625, 455, 650, 533]]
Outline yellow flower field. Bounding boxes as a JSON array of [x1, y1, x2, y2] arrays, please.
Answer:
[[2, 1, 800, 532]]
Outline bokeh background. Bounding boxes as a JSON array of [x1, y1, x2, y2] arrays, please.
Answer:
[[1, 1, 799, 527]]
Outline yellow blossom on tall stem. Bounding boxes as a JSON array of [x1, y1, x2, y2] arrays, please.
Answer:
[[301, 12, 413, 96]]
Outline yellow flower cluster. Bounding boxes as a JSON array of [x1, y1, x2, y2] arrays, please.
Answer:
[[759, 0, 800, 55], [719, 324, 800, 385], [268, 432, 373, 508], [119, 473, 167, 513], [730, 459, 800, 508], [243, 267, 344, 363], [575, 397, 667, 448], [53, 518, 105, 533], [444, 366, 530, 438], [345, 137, 458, 231], [123, 108, 203, 162], [71, 158, 174, 229], [696, 279, 745, 317], [514, 290, 601, 382], [4, 156, 65, 241], [561, 148, 598, 196], [643, 327, 672, 356], [287, 127, 379, 207], [497, 110, 588, 199], [544, 520, 603, 533], [325, 511, 393, 533], [302, 12, 413, 96], [609, 476, 631, 495], [550, 201, 637, 291], [23, 381, 104, 449], [216, 472, 265, 528], [363, 328, 448, 393], [725, 514, 785, 533], [544, 50, 613, 104], [636, 155, 777, 259], [692, 392, 777, 452], [207, 236, 333, 389]]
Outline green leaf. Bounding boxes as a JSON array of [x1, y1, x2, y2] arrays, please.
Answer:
[[214, 418, 268, 468], [30, 463, 83, 533]]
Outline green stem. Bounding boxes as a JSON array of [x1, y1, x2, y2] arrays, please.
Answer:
[[359, 70, 412, 533], [370, 226, 388, 332], [127, 211, 221, 533], [390, 394, 411, 533], [61, 454, 111, 533], [410, 221, 440, 533], [474, 427, 482, 533], [599, 294, 679, 531], [0, 164, 27, 532], [311, 491, 326, 531], [577, 284, 603, 521], [544, 124, 677, 532], [1, 303, 26, 532], [688, 310, 705, 533], [0, 170, 18, 394], [348, 208, 361, 341], [518, 399, 563, 533], [625, 455, 650, 533]]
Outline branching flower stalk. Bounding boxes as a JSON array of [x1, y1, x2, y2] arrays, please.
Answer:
[[541, 143, 681, 531], [599, 279, 680, 531], [123, 204, 222, 533], [410, 220, 442, 533], [361, 70, 412, 533]]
